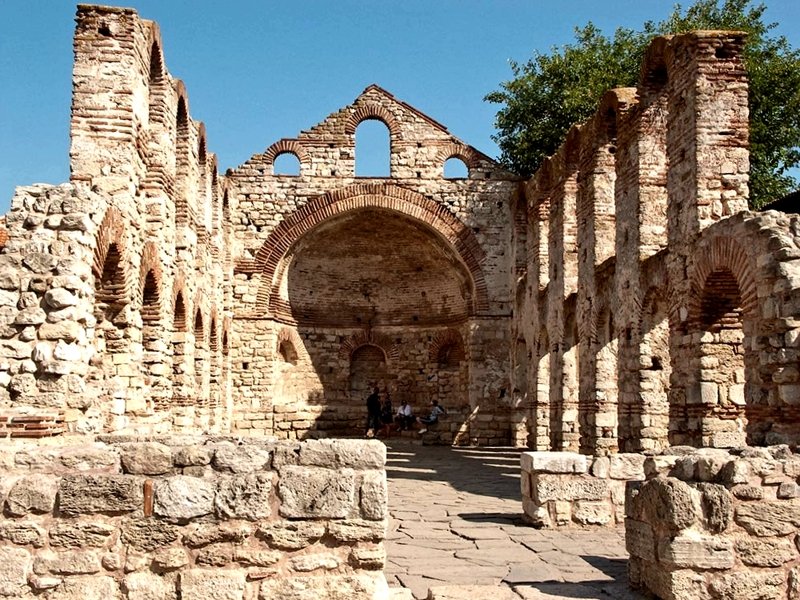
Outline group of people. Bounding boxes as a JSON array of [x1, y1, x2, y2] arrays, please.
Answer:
[[364, 386, 446, 438]]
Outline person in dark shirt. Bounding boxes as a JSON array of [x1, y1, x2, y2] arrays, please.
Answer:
[[365, 386, 382, 438]]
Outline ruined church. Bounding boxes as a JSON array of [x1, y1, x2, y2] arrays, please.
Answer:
[[1, 6, 799, 454]]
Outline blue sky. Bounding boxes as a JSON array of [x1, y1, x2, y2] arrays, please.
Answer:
[[1, 1, 799, 210]]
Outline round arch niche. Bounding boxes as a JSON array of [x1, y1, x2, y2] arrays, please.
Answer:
[[277, 208, 475, 327]]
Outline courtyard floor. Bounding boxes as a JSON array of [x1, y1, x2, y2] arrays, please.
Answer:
[[384, 442, 648, 599]]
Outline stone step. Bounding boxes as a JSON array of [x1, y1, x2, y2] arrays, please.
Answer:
[[427, 585, 519, 600]]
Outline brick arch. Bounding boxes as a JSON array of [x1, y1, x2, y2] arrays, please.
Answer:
[[640, 35, 670, 91], [428, 328, 465, 363], [138, 242, 163, 320], [688, 236, 759, 326], [253, 183, 489, 314], [436, 142, 480, 171], [172, 275, 189, 332], [264, 139, 309, 167], [277, 327, 307, 363], [338, 331, 400, 362], [92, 206, 131, 312], [345, 105, 399, 138]]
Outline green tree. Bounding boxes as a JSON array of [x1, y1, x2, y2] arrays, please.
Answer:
[[486, 0, 800, 207]]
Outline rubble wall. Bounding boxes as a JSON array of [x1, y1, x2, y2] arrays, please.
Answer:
[[627, 446, 800, 599], [0, 436, 388, 599]]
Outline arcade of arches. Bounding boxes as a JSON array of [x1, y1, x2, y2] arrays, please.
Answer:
[[2, 7, 800, 456]]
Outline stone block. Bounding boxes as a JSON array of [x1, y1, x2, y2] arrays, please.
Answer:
[[573, 500, 612, 525], [735, 500, 800, 536], [641, 568, 709, 600], [532, 473, 608, 503], [735, 536, 797, 567], [154, 476, 215, 522], [179, 569, 246, 600], [697, 482, 733, 534], [121, 518, 179, 552], [46, 575, 120, 599], [213, 444, 271, 473], [657, 531, 734, 569], [290, 552, 340, 571], [625, 519, 655, 561], [0, 546, 29, 597], [183, 523, 251, 548], [348, 543, 385, 570], [123, 571, 177, 600], [59, 474, 142, 516], [6, 474, 58, 516], [710, 571, 784, 600], [258, 574, 388, 600], [326, 519, 386, 543], [278, 465, 355, 519], [215, 473, 272, 520], [49, 522, 115, 548], [258, 521, 326, 550], [629, 477, 700, 531], [609, 454, 646, 480], [152, 548, 189, 570], [120, 442, 173, 475], [43, 550, 102, 575], [0, 522, 45, 547], [521, 451, 587, 474], [359, 470, 387, 520]]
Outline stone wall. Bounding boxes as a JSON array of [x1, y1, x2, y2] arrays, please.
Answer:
[[517, 30, 800, 454], [627, 446, 800, 599], [520, 451, 645, 527], [0, 436, 388, 599]]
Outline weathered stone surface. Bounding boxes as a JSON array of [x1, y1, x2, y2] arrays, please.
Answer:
[[258, 574, 388, 600], [232, 547, 282, 567], [58, 445, 120, 471], [196, 544, 233, 567], [709, 571, 784, 600], [609, 454, 646, 480], [215, 473, 272, 520], [6, 474, 59, 516], [123, 571, 177, 600], [49, 522, 115, 548], [735, 536, 797, 567], [630, 477, 700, 531], [41, 550, 102, 575], [0, 546, 29, 597], [359, 470, 387, 520], [59, 474, 142, 516], [327, 519, 386, 542], [121, 519, 179, 552], [641, 568, 709, 600], [258, 521, 325, 550], [290, 552, 340, 571], [735, 500, 800, 536], [179, 569, 246, 600], [532, 473, 608, 503], [0, 522, 45, 547], [657, 532, 734, 570], [183, 523, 251, 548], [152, 548, 189, 570], [278, 466, 355, 518], [174, 446, 213, 467], [45, 575, 120, 600], [521, 451, 587, 474], [348, 543, 385, 570], [120, 442, 172, 475], [154, 476, 215, 522], [697, 482, 733, 534], [625, 519, 656, 561], [212, 445, 271, 473], [573, 500, 612, 525]]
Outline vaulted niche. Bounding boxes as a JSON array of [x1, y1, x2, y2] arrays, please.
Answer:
[[281, 208, 473, 327]]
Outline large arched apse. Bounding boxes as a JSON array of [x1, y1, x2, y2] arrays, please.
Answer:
[[270, 207, 475, 437]]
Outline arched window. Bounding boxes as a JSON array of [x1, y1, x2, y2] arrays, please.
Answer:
[[274, 152, 301, 176], [279, 340, 298, 365], [444, 157, 469, 179], [97, 242, 125, 320], [355, 120, 390, 177]]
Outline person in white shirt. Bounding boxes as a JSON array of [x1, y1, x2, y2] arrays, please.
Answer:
[[395, 400, 414, 431]]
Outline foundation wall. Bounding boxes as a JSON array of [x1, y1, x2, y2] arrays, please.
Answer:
[[0, 436, 387, 599], [627, 446, 800, 599]]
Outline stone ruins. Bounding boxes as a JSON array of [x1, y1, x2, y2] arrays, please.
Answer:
[[2, 3, 800, 599]]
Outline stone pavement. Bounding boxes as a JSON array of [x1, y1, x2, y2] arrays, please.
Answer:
[[384, 442, 648, 599]]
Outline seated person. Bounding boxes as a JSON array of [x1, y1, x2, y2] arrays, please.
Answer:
[[395, 400, 414, 431], [417, 400, 446, 434]]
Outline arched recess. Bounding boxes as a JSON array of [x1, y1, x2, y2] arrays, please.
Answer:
[[534, 328, 551, 450], [436, 143, 481, 177], [339, 331, 400, 362], [193, 308, 206, 391], [427, 328, 468, 417], [253, 183, 489, 315], [208, 312, 219, 405], [349, 344, 388, 403], [92, 207, 130, 321], [687, 236, 759, 447], [170, 285, 189, 406], [586, 302, 618, 455], [144, 32, 169, 188], [174, 91, 191, 226], [138, 242, 167, 405]]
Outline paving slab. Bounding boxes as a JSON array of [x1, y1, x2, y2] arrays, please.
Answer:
[[385, 443, 649, 599]]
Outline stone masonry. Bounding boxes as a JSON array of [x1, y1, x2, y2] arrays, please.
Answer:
[[0, 5, 520, 445], [0, 437, 388, 599]]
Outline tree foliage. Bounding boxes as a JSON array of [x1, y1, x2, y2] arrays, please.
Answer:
[[485, 0, 800, 207]]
